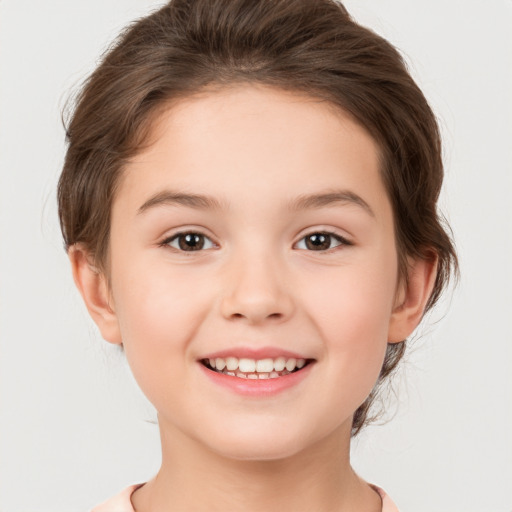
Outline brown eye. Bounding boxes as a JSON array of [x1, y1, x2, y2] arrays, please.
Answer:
[[166, 232, 215, 251], [296, 232, 347, 251]]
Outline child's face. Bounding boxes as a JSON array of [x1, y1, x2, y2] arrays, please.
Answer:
[[100, 85, 406, 459]]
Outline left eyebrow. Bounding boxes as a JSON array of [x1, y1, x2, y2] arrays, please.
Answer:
[[287, 190, 375, 217], [137, 190, 227, 214]]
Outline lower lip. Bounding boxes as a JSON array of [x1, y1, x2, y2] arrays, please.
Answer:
[[199, 363, 314, 397]]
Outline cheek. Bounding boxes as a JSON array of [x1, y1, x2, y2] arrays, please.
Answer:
[[109, 259, 212, 396], [304, 255, 397, 338], [112, 256, 207, 336], [300, 254, 398, 399]]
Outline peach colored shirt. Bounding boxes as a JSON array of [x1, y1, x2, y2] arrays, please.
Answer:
[[90, 482, 399, 511]]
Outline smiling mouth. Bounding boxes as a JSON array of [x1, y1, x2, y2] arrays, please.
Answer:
[[201, 356, 313, 380]]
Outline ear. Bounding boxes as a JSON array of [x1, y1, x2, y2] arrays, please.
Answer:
[[68, 244, 122, 345], [388, 253, 438, 343]]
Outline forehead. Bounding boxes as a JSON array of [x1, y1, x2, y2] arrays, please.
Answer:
[[115, 84, 389, 221]]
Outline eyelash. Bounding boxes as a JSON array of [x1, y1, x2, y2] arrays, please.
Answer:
[[160, 230, 352, 253]]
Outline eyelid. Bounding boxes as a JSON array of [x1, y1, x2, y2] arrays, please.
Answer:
[[159, 229, 218, 252], [294, 229, 353, 251], [158, 227, 353, 253]]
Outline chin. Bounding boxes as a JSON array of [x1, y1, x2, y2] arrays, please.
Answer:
[[202, 421, 319, 462]]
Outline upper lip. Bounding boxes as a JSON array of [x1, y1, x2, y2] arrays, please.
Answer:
[[199, 346, 312, 361]]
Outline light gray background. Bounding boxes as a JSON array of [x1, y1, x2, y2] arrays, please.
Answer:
[[1, 1, 511, 511]]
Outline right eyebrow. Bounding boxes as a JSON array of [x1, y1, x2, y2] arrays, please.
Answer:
[[287, 189, 375, 218], [137, 190, 227, 214]]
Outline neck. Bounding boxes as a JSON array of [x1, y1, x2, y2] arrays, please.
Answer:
[[131, 418, 381, 512]]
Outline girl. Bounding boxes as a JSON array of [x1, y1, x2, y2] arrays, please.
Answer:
[[57, 0, 457, 510]]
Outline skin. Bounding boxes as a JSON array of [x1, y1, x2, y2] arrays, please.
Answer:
[[70, 84, 437, 511]]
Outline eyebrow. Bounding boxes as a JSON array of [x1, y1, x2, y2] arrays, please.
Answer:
[[138, 190, 227, 214], [287, 190, 375, 217], [137, 188, 374, 217]]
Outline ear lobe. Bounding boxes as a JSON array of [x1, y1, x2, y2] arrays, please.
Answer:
[[68, 245, 122, 345], [388, 253, 438, 344]]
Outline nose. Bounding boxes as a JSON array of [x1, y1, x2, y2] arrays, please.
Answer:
[[219, 251, 295, 325]]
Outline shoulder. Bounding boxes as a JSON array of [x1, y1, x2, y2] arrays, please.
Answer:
[[88, 482, 398, 512], [88, 483, 145, 512], [370, 484, 400, 512]]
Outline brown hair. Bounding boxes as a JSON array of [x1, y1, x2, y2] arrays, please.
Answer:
[[58, 0, 458, 435]]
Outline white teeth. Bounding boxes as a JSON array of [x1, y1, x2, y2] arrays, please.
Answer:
[[285, 358, 297, 371], [273, 357, 286, 372], [226, 357, 238, 371], [256, 358, 274, 373], [238, 358, 256, 373], [206, 356, 309, 377]]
